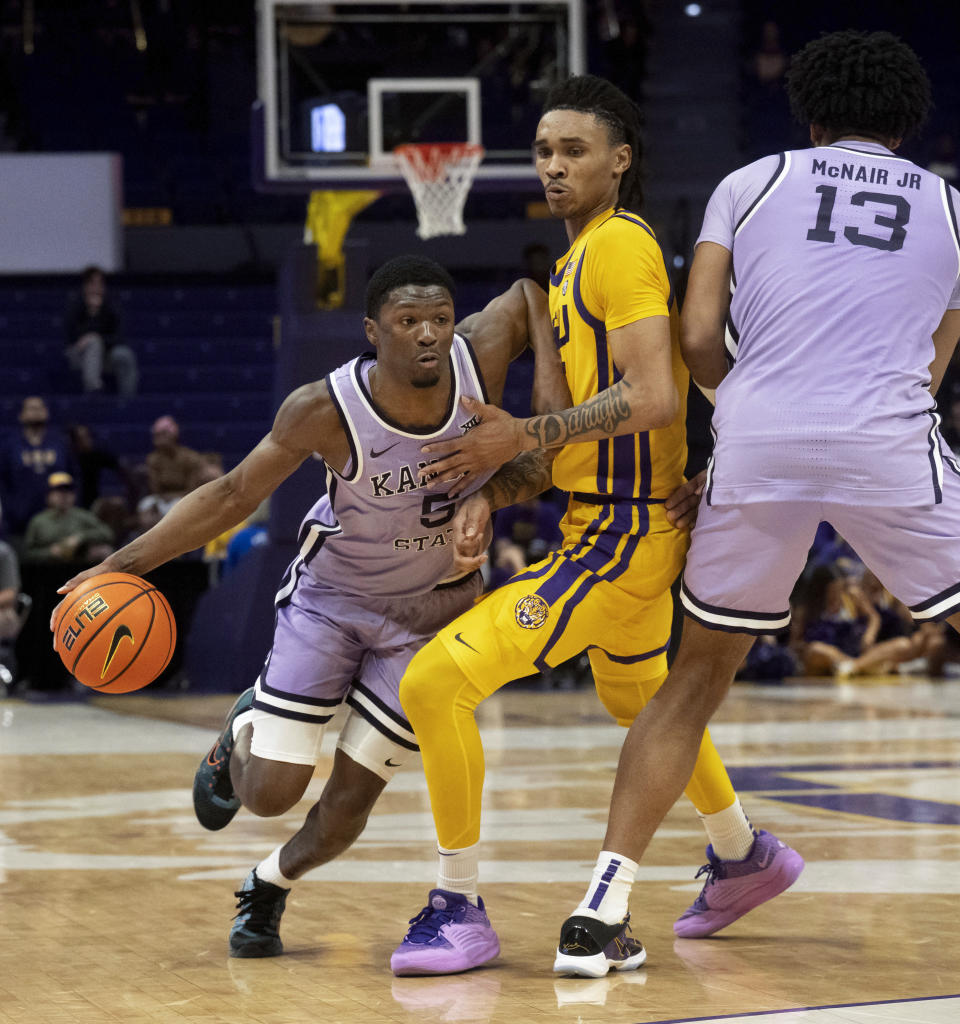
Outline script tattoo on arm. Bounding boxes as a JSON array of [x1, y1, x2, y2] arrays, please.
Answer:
[[524, 381, 632, 449], [483, 449, 555, 512]]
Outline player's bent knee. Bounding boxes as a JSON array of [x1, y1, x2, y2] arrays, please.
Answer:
[[239, 756, 313, 817], [399, 638, 462, 718]]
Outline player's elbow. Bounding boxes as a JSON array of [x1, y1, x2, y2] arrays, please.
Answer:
[[644, 385, 680, 430]]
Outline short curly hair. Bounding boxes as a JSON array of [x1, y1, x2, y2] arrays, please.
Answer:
[[542, 75, 645, 213], [786, 30, 931, 142], [365, 255, 455, 319]]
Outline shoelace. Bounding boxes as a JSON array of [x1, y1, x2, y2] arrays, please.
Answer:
[[404, 902, 461, 943], [234, 883, 284, 930]]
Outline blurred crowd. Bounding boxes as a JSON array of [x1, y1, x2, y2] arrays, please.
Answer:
[[0, 392, 268, 689]]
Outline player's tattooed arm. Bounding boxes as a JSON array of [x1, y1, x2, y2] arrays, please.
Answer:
[[423, 314, 676, 487], [450, 448, 555, 572], [523, 380, 632, 449], [482, 447, 556, 512]]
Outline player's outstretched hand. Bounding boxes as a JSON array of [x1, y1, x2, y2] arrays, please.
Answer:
[[49, 556, 120, 635], [451, 493, 493, 574], [420, 396, 523, 497], [665, 470, 707, 530]]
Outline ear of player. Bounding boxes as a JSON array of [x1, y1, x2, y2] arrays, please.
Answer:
[[52, 572, 176, 693]]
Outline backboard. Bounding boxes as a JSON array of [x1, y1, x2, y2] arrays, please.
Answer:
[[255, 0, 585, 190]]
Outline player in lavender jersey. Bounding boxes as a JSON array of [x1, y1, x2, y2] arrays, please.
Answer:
[[54, 255, 561, 958], [558, 31, 960, 958]]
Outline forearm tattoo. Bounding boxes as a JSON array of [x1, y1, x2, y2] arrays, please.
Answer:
[[486, 449, 554, 511], [525, 382, 631, 447]]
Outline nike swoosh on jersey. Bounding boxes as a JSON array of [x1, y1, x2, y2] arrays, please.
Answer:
[[369, 441, 401, 459], [454, 632, 480, 654], [101, 623, 135, 678]]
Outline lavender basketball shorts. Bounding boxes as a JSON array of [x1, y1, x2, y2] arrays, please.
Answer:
[[251, 568, 482, 751], [681, 460, 960, 633]]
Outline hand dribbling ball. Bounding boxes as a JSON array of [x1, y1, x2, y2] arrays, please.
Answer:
[[53, 572, 176, 693]]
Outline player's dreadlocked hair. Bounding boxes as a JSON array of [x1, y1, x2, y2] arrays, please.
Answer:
[[542, 75, 645, 213], [365, 255, 456, 319], [786, 30, 931, 143]]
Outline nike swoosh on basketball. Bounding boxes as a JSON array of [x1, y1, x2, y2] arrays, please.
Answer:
[[101, 623, 135, 678], [454, 632, 480, 653], [370, 441, 401, 459]]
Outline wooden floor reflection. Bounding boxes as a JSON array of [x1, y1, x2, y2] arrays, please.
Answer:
[[1, 678, 959, 1024]]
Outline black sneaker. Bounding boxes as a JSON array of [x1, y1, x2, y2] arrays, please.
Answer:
[[192, 687, 255, 831], [229, 869, 290, 958], [553, 914, 646, 978]]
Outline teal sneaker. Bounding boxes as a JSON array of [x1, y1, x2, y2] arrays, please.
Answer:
[[192, 687, 254, 830]]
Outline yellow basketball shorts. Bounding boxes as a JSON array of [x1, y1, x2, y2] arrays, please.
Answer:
[[437, 497, 688, 706]]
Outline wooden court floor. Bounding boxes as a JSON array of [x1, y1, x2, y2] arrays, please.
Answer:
[[1, 677, 959, 1024]]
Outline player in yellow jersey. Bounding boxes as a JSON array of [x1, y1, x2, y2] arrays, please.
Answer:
[[390, 75, 802, 978]]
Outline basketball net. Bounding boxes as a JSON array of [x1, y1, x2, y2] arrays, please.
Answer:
[[394, 142, 485, 240]]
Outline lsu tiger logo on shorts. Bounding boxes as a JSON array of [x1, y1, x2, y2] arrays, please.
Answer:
[[515, 594, 549, 629]]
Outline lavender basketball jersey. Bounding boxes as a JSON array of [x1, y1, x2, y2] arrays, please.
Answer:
[[698, 139, 960, 506], [298, 333, 494, 598]]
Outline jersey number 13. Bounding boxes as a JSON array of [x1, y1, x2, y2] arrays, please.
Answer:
[[806, 186, 910, 252]]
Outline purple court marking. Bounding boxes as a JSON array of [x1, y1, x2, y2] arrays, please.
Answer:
[[726, 762, 960, 825], [633, 992, 960, 1024]]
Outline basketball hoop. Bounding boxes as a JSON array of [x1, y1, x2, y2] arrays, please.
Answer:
[[394, 142, 485, 240]]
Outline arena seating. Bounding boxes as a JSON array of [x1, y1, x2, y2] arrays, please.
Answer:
[[0, 280, 277, 470]]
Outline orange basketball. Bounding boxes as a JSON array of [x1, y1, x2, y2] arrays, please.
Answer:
[[53, 572, 177, 693]]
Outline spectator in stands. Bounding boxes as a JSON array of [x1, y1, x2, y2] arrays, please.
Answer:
[[792, 564, 929, 679], [0, 500, 28, 689], [64, 266, 139, 397], [222, 499, 271, 577], [860, 569, 948, 676], [68, 423, 134, 510], [143, 415, 206, 517], [0, 501, 24, 646], [0, 396, 76, 540], [742, 19, 794, 158], [23, 472, 114, 564]]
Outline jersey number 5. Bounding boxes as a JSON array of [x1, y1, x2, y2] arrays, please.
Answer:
[[420, 492, 455, 528], [806, 186, 910, 252]]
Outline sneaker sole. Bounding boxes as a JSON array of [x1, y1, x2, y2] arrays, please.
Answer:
[[673, 849, 805, 939], [391, 936, 500, 976], [552, 946, 647, 979], [192, 770, 241, 831], [192, 689, 254, 831], [230, 939, 283, 958]]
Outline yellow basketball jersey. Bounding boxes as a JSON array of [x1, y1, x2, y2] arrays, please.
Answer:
[[548, 207, 689, 500]]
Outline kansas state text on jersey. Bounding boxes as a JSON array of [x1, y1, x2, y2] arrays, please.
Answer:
[[294, 333, 495, 597], [697, 139, 960, 507]]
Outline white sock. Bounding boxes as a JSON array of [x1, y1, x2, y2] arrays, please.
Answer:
[[437, 843, 479, 904], [574, 851, 638, 925], [699, 798, 756, 861], [255, 845, 292, 889]]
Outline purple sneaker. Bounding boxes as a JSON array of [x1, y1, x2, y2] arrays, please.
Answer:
[[391, 889, 500, 976], [553, 914, 646, 978], [673, 830, 804, 939]]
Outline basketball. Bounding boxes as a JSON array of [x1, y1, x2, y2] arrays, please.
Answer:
[[53, 572, 177, 693]]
